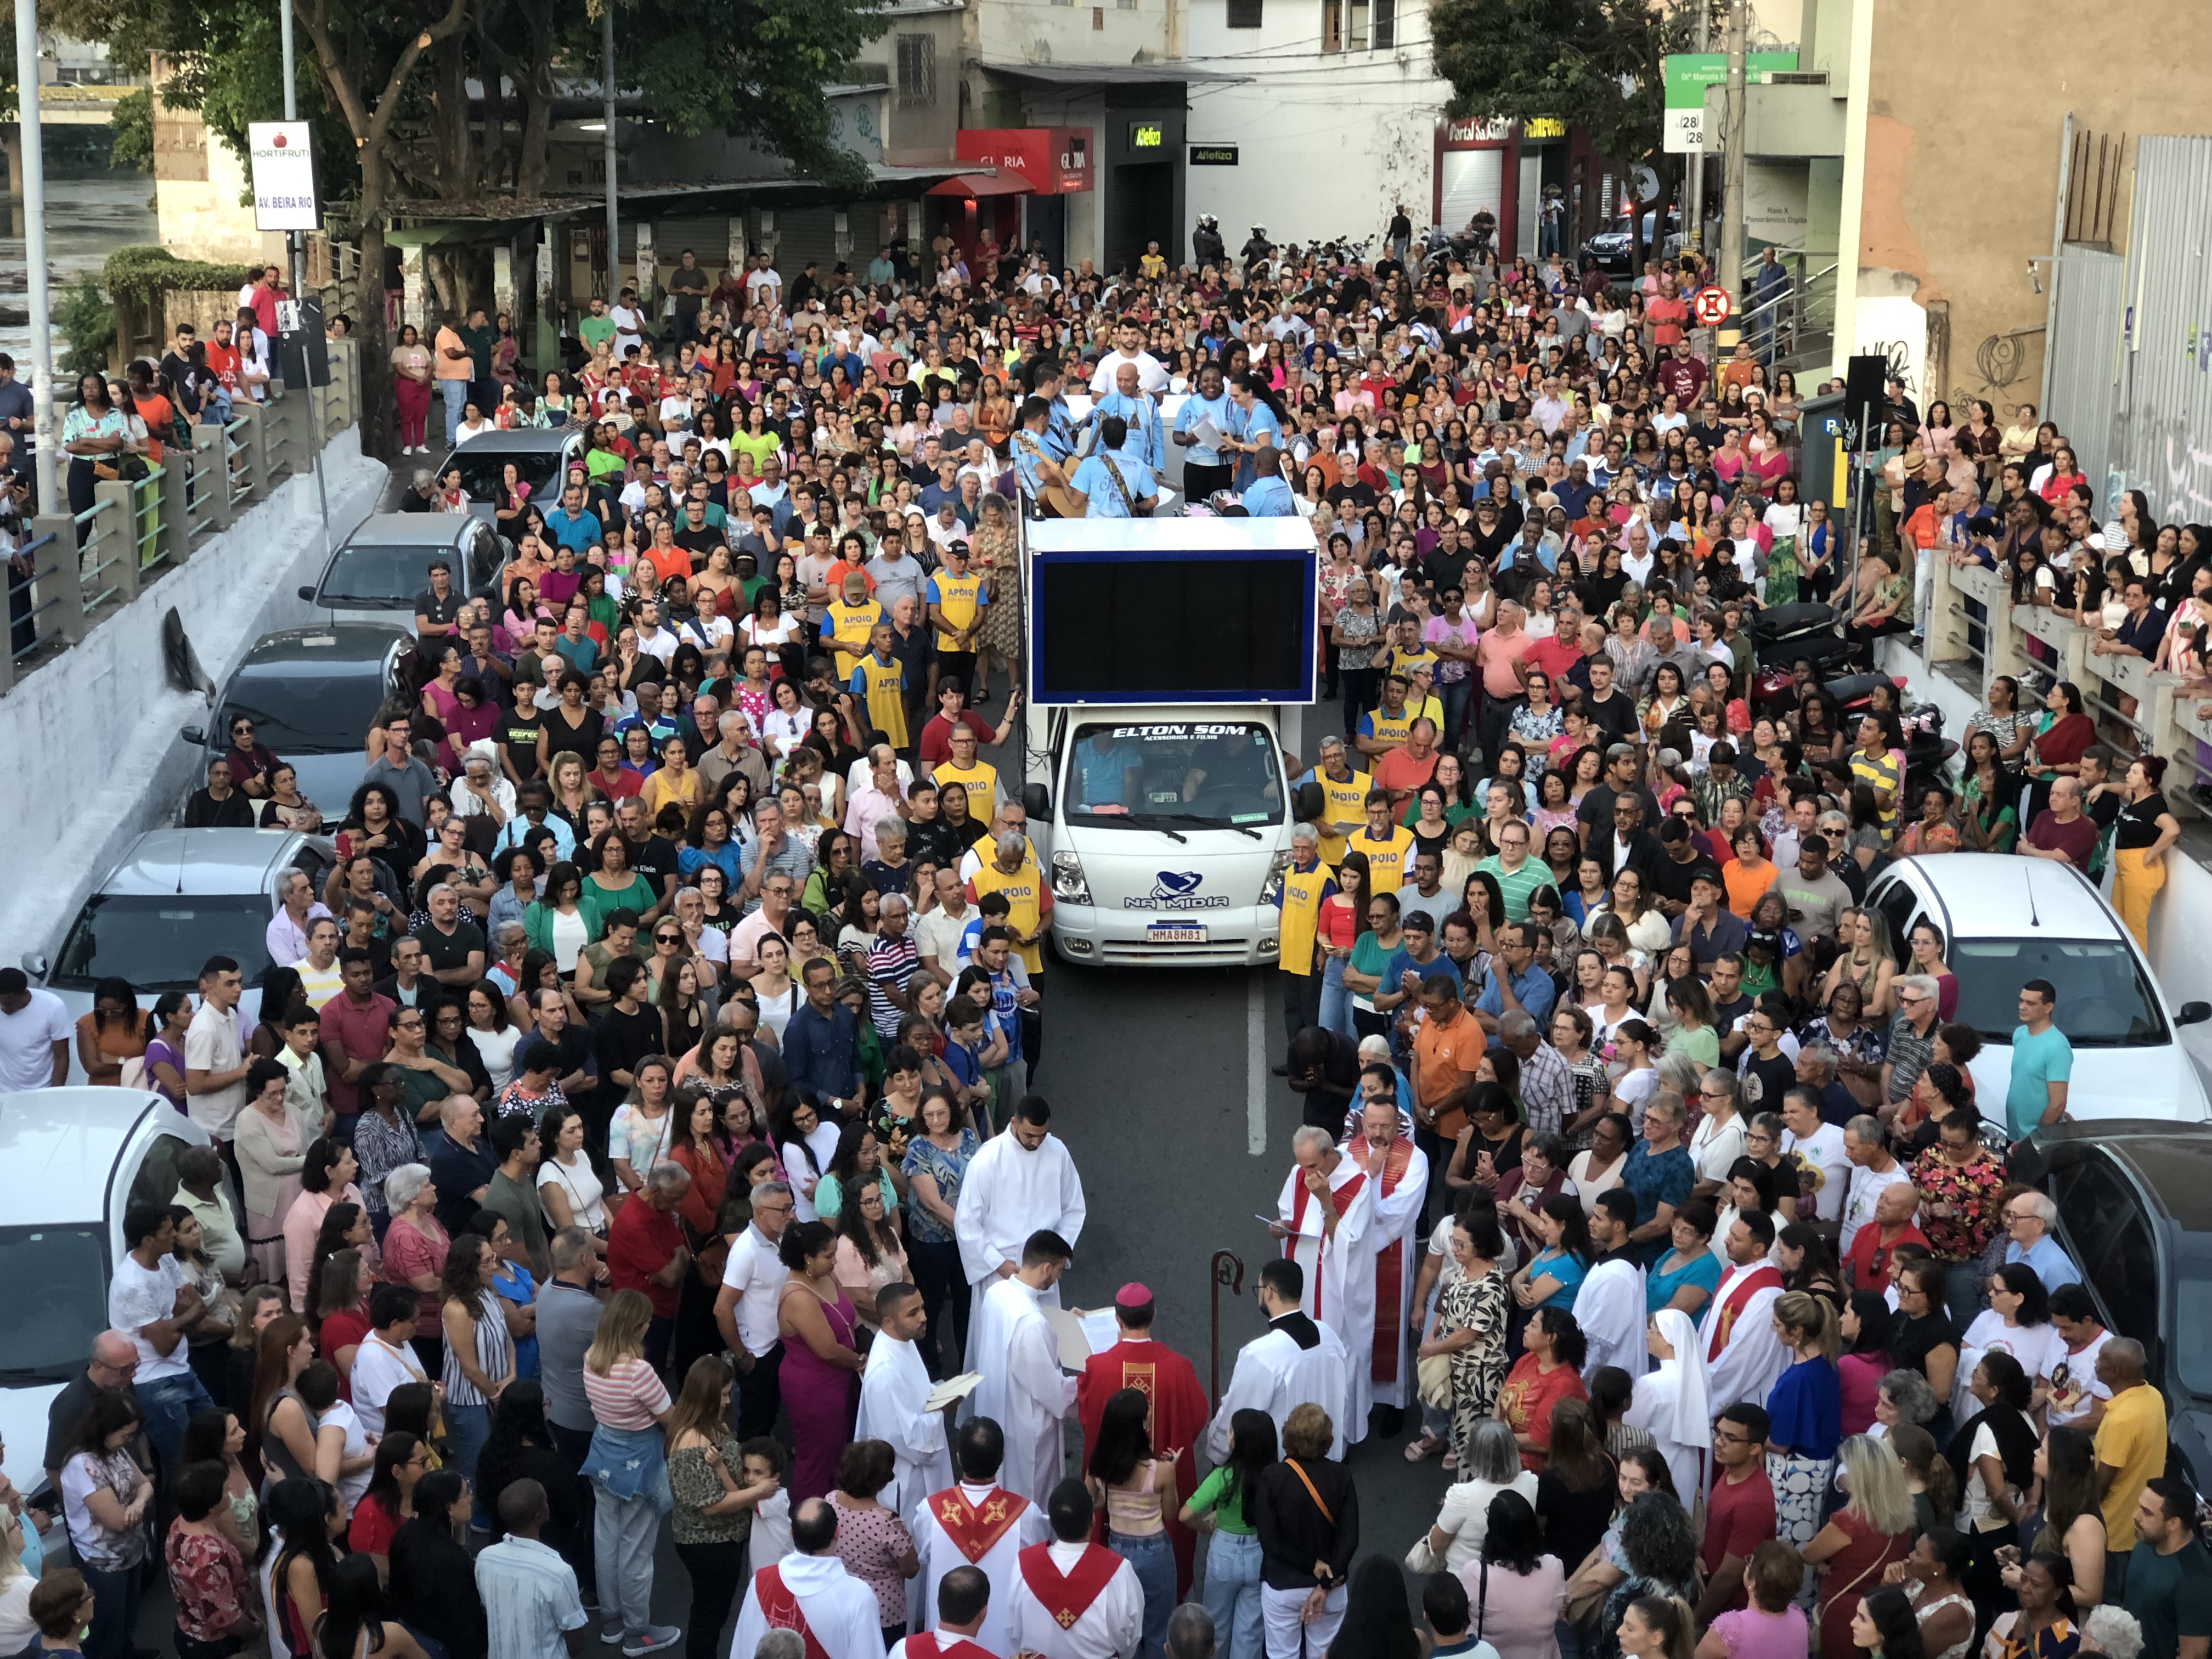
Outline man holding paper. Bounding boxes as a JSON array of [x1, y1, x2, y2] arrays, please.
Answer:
[[1076, 1283, 1208, 1598], [955, 1095, 1087, 1370], [1269, 1123, 1375, 1444], [856, 1283, 957, 1521], [967, 1228, 1080, 1504]]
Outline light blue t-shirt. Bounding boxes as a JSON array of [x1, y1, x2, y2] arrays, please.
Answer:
[[1073, 739, 1142, 807], [1072, 452, 1156, 517], [1243, 476, 1297, 517], [2006, 1022, 2074, 1137], [1526, 1246, 1587, 1310], [1172, 392, 1234, 467]]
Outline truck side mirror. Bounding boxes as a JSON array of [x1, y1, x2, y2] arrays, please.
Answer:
[[1022, 783, 1050, 821], [297, 584, 317, 602], [1294, 780, 1325, 823]]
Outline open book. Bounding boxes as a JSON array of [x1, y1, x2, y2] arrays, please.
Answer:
[[924, 1372, 984, 1412]]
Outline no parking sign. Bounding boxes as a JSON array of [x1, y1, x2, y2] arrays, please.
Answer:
[[1691, 285, 1733, 326]]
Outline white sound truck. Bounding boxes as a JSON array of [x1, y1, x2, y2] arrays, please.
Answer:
[[1015, 514, 1325, 968]]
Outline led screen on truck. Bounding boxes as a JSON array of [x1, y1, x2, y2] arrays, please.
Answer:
[[1030, 550, 1316, 703]]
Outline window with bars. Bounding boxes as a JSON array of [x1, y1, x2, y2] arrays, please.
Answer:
[[896, 35, 936, 106], [1226, 0, 1262, 21]]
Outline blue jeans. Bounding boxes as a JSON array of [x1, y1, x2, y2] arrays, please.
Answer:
[[1203, 1530, 1266, 1659], [439, 379, 470, 447], [80, 1561, 139, 1659], [1110, 1530, 1176, 1659], [1556, 1619, 1592, 1659], [1436, 677, 1474, 749], [446, 1401, 493, 1528], [138, 1367, 217, 1478], [1318, 956, 1354, 1040]]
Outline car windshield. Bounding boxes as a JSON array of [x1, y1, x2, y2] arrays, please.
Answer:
[[449, 445, 562, 504], [53, 894, 273, 992], [0, 1226, 110, 1384], [1064, 721, 1284, 830], [316, 543, 463, 606], [1953, 938, 2169, 1046], [222, 667, 389, 753]]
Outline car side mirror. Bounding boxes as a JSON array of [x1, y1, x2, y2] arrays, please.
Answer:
[[179, 725, 205, 747], [297, 584, 317, 602], [1294, 780, 1325, 822], [18, 952, 47, 979], [2180, 1001, 2212, 1028], [1021, 782, 1050, 821]]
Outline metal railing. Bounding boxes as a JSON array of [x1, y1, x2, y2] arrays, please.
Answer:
[[1738, 257, 1837, 366], [1, 338, 363, 695]]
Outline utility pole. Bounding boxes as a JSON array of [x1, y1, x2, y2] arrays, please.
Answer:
[[15, 0, 56, 515], [1717, 0, 1748, 297], [602, 7, 618, 306], [278, 0, 330, 548], [1684, 0, 1709, 255]]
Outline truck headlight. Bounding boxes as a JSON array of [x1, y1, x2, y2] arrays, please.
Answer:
[[1051, 850, 1092, 904], [1259, 848, 1294, 905]]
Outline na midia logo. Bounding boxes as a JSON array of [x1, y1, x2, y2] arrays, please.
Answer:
[[1124, 870, 1229, 911]]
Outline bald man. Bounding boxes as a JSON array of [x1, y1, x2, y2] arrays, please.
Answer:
[[46, 1330, 144, 1488]]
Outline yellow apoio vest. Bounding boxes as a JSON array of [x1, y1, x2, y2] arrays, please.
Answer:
[[932, 757, 1000, 810], [856, 652, 908, 749], [1347, 823, 1415, 893], [969, 849, 1045, 973], [826, 598, 880, 678], [1313, 767, 1371, 865], [930, 569, 986, 651], [1277, 860, 1335, 977]]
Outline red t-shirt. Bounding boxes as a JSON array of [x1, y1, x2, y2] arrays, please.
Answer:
[[607, 1198, 684, 1318], [348, 1495, 403, 1558], [319, 1307, 374, 1400], [1525, 634, 1582, 684], [319, 991, 396, 1115], [1844, 1221, 1928, 1294], [919, 710, 995, 767], [1700, 1466, 1776, 1595]]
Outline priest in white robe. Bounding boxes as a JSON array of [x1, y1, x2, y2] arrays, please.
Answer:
[[1204, 1257, 1350, 1462], [856, 1284, 955, 1520], [1577, 1189, 1650, 1383], [1342, 1098, 1428, 1430], [1003, 1481, 1145, 1659], [1623, 1308, 1713, 1501], [955, 1096, 1087, 1369], [911, 1418, 1053, 1658], [1697, 1210, 1788, 1411], [965, 1229, 1079, 1505], [1271, 1123, 1373, 1441], [729, 1497, 890, 1659]]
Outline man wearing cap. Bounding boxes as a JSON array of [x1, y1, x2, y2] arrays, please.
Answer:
[[1077, 1285, 1208, 1596], [1672, 868, 1748, 968]]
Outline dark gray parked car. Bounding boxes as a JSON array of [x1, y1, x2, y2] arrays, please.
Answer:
[[299, 512, 506, 627]]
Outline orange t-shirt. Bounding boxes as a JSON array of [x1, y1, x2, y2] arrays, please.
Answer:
[[1413, 1004, 1482, 1139], [640, 544, 694, 589]]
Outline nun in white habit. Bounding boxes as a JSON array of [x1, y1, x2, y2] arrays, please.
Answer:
[[1623, 1307, 1712, 1504]]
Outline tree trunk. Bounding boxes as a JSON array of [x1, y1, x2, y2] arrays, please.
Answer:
[[355, 218, 394, 456]]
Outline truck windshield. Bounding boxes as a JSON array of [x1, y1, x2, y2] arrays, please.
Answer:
[[1065, 722, 1283, 828]]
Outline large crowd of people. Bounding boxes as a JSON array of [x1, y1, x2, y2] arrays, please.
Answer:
[[1, 208, 2204, 1659]]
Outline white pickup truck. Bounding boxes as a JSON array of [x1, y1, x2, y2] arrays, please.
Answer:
[[1014, 515, 1324, 967]]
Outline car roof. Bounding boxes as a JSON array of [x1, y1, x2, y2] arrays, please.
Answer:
[[447, 431, 575, 456], [235, 623, 410, 674], [95, 828, 307, 895], [339, 514, 483, 549], [0, 1088, 190, 1228], [1885, 852, 2123, 943]]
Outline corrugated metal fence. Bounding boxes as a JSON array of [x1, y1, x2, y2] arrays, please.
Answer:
[[2105, 136, 2212, 523], [2042, 246, 2125, 496]]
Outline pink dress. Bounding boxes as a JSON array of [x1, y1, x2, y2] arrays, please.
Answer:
[[781, 1284, 859, 1502]]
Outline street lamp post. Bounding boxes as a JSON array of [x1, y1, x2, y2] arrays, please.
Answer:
[[15, 0, 57, 515]]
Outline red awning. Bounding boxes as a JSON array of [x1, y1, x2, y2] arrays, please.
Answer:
[[926, 170, 1037, 198]]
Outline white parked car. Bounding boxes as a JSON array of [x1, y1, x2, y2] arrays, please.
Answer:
[[0, 1088, 214, 1497], [1865, 853, 2212, 1128]]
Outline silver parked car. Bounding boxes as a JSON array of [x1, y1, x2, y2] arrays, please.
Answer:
[[24, 827, 337, 1077], [298, 512, 507, 628]]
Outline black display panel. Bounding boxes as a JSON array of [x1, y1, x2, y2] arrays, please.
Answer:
[[1030, 552, 1316, 703]]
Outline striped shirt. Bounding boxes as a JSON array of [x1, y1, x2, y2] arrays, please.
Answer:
[[580, 1356, 670, 1431], [440, 1288, 515, 1408], [475, 1534, 588, 1659], [866, 932, 921, 1036]]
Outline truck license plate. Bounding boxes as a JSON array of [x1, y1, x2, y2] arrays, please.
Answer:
[[1147, 922, 1209, 944]]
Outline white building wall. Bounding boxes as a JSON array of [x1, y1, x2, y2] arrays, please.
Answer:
[[1183, 0, 1447, 247]]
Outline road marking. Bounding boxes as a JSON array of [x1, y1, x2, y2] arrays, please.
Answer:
[[1246, 972, 1267, 1156]]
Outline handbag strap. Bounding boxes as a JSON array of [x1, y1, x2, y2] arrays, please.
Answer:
[[1284, 1458, 1333, 1526], [1475, 1560, 1489, 1638]]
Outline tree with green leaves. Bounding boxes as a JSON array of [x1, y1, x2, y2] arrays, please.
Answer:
[[1431, 0, 1711, 273]]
